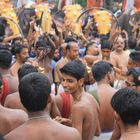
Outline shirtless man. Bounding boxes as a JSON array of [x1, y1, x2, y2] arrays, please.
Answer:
[[4, 64, 60, 118], [125, 67, 140, 92], [60, 60, 100, 140], [110, 36, 129, 79], [31, 35, 55, 84], [0, 50, 18, 105], [127, 51, 140, 69], [54, 40, 79, 93], [10, 44, 29, 77], [92, 61, 117, 139], [0, 73, 28, 135], [4, 64, 38, 112], [111, 88, 140, 140], [4, 73, 81, 140]]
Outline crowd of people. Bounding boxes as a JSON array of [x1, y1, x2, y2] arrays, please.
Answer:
[[0, 0, 140, 140]]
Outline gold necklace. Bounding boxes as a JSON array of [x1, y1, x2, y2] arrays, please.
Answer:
[[28, 114, 50, 121], [73, 91, 83, 104]]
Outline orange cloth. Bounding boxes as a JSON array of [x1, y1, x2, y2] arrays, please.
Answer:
[[87, 0, 103, 9]]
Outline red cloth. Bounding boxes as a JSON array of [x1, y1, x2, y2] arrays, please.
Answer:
[[122, 0, 126, 11], [60, 93, 71, 118], [1, 78, 9, 105]]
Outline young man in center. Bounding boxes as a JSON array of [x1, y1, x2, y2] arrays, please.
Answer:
[[60, 60, 100, 140]]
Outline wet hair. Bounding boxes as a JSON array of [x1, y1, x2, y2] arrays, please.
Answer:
[[92, 61, 113, 82], [129, 51, 140, 63], [60, 60, 85, 80], [0, 50, 12, 69], [126, 67, 140, 86], [19, 73, 51, 112], [18, 64, 38, 81], [11, 43, 28, 55], [111, 88, 140, 125], [101, 39, 112, 50]]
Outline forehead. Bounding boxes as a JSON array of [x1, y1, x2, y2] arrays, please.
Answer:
[[101, 48, 111, 51], [62, 73, 77, 80], [116, 37, 124, 43]]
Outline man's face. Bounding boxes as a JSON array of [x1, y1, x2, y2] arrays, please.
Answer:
[[108, 69, 116, 87], [114, 37, 125, 52], [18, 48, 29, 63], [68, 43, 79, 60], [101, 48, 111, 59], [61, 73, 82, 95], [36, 47, 49, 60], [87, 43, 99, 56]]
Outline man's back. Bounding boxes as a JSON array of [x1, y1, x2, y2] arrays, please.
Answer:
[[72, 93, 100, 140], [5, 118, 81, 140], [0, 106, 28, 135], [97, 84, 117, 131]]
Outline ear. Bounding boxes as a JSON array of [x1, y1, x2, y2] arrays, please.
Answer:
[[47, 95, 52, 104], [78, 78, 84, 87], [114, 111, 121, 122], [106, 72, 112, 81]]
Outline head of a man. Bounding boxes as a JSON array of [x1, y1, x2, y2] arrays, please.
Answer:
[[19, 73, 51, 112], [0, 50, 12, 71], [60, 60, 85, 94], [101, 39, 112, 59], [11, 44, 29, 63], [66, 41, 79, 60], [128, 51, 140, 69], [111, 88, 140, 127], [126, 67, 140, 92], [35, 36, 50, 60], [18, 64, 38, 82], [85, 41, 99, 56], [92, 61, 115, 86], [113, 37, 125, 52]]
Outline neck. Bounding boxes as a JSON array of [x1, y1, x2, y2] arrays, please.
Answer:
[[71, 87, 83, 102], [28, 110, 49, 118], [121, 124, 140, 135], [115, 50, 123, 54], [97, 80, 110, 86], [16, 59, 24, 65]]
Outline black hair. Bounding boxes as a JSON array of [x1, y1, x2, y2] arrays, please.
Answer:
[[101, 39, 112, 50], [111, 88, 140, 125], [65, 36, 77, 43], [129, 51, 140, 63], [35, 36, 50, 49], [11, 43, 28, 55], [0, 50, 12, 69], [60, 60, 85, 80], [126, 67, 140, 86], [19, 73, 51, 112], [92, 61, 113, 82], [18, 64, 38, 81], [128, 37, 136, 50]]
